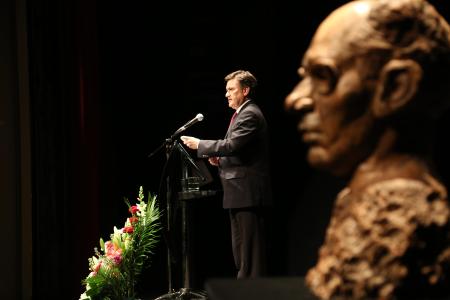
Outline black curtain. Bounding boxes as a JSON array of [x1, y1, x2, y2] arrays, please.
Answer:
[[28, 0, 102, 297]]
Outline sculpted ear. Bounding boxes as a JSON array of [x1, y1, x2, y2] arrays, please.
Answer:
[[372, 59, 422, 118]]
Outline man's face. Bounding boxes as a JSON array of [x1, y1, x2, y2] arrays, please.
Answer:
[[285, 2, 379, 176], [226, 78, 248, 110]]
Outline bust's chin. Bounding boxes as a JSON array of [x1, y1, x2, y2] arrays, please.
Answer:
[[307, 146, 332, 169], [307, 147, 354, 177]]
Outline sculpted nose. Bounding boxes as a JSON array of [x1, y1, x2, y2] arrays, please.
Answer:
[[285, 81, 314, 113]]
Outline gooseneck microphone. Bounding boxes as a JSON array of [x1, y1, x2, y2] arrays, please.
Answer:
[[148, 113, 205, 158], [172, 113, 204, 137]]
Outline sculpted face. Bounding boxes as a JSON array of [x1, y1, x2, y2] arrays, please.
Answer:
[[285, 1, 381, 176]]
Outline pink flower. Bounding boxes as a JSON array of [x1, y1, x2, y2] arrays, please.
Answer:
[[90, 259, 103, 276], [105, 241, 123, 265], [94, 260, 102, 272], [111, 254, 122, 265]]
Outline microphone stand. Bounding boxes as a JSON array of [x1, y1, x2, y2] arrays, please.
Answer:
[[148, 137, 178, 295]]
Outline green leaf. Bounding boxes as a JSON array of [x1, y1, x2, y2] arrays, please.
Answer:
[[100, 238, 105, 251]]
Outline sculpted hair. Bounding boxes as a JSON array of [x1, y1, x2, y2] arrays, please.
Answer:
[[367, 0, 450, 64], [363, 0, 450, 117]]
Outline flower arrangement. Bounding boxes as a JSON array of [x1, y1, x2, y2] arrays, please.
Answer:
[[80, 186, 161, 300]]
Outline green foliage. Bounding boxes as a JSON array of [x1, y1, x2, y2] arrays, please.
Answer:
[[80, 186, 161, 300]]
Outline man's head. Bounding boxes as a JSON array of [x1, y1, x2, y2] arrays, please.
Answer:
[[225, 70, 257, 110], [285, 0, 450, 176]]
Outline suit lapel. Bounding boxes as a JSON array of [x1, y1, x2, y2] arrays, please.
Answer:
[[225, 101, 252, 138]]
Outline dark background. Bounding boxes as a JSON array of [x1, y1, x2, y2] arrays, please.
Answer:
[[3, 0, 450, 299]]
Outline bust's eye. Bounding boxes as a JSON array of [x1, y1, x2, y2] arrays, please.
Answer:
[[309, 64, 338, 95]]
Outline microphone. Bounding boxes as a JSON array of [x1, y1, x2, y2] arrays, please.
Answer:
[[172, 113, 204, 137]]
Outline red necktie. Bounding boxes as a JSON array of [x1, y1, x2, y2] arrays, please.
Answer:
[[229, 111, 237, 128]]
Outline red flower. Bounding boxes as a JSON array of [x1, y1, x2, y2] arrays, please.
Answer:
[[129, 205, 140, 214], [123, 226, 134, 233], [128, 217, 138, 224]]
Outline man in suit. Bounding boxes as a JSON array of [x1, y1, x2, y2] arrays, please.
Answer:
[[181, 70, 272, 279]]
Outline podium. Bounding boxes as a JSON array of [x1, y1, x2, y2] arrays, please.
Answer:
[[153, 140, 217, 300]]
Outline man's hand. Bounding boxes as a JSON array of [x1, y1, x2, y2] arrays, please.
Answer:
[[208, 157, 220, 166], [180, 136, 200, 150]]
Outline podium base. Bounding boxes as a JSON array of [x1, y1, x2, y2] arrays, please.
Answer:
[[204, 277, 317, 300], [154, 288, 208, 300]]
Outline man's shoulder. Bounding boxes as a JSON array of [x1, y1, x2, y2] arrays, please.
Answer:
[[240, 101, 264, 116]]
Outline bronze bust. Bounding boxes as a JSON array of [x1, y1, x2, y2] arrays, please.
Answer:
[[285, 0, 450, 299]]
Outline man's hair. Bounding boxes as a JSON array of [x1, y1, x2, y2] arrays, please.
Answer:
[[357, 0, 450, 117], [225, 70, 258, 97]]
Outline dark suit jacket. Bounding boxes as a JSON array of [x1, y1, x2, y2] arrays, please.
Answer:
[[197, 101, 272, 209]]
